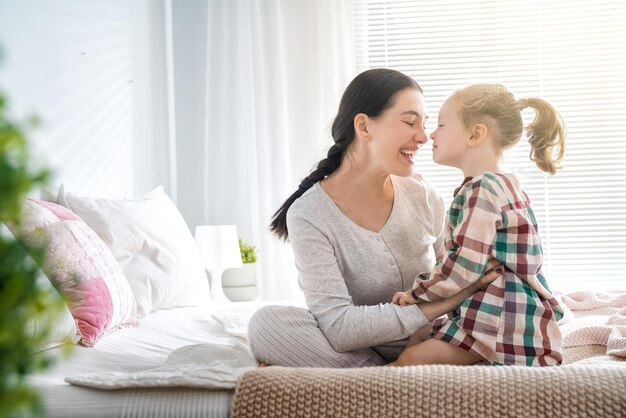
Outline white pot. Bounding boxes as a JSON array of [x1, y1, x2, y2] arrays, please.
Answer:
[[223, 285, 258, 302], [223, 263, 257, 287], [222, 263, 258, 301]]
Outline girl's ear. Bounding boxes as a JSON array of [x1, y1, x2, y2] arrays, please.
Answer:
[[354, 113, 371, 142], [467, 123, 489, 147]]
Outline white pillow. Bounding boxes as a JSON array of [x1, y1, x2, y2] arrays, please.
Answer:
[[58, 185, 211, 316]]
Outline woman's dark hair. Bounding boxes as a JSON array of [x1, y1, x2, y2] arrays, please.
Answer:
[[270, 68, 422, 241]]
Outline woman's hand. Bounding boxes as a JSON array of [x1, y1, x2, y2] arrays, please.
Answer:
[[416, 259, 503, 322], [392, 291, 418, 306]]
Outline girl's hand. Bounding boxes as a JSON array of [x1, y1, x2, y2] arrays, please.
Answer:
[[417, 260, 503, 321], [392, 291, 418, 305]]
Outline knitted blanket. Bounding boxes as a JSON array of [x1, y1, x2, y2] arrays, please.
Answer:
[[231, 360, 626, 417], [559, 290, 626, 357], [232, 290, 626, 417]]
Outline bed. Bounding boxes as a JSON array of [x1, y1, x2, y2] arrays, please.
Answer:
[[13, 185, 626, 418], [30, 291, 626, 418]]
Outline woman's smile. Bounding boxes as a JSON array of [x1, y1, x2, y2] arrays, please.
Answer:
[[400, 147, 417, 164]]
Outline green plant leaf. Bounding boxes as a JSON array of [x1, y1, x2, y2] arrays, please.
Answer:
[[0, 87, 65, 418], [238, 239, 258, 264]]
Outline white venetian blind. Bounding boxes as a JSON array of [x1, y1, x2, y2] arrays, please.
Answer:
[[354, 0, 626, 292]]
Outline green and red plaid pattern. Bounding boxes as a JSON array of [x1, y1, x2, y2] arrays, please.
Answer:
[[412, 172, 564, 366]]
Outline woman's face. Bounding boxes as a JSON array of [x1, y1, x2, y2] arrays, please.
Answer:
[[367, 88, 429, 177], [430, 97, 470, 169]]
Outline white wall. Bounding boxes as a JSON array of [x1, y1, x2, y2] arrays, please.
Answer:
[[0, 0, 172, 198]]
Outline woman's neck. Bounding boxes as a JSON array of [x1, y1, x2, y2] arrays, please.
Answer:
[[321, 163, 393, 204], [320, 162, 396, 233]]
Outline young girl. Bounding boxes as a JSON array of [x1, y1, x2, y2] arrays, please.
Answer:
[[389, 83, 566, 367]]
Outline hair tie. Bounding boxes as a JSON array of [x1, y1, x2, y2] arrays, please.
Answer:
[[518, 98, 529, 110]]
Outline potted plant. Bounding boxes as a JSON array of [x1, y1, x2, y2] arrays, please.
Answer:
[[222, 239, 258, 301], [0, 89, 64, 417]]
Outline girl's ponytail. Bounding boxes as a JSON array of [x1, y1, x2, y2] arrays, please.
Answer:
[[519, 98, 566, 174]]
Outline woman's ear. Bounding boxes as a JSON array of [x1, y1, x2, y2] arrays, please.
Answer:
[[467, 123, 489, 147], [354, 113, 371, 142]]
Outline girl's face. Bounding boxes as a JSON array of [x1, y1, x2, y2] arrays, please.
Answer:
[[367, 88, 429, 177], [430, 97, 471, 169]]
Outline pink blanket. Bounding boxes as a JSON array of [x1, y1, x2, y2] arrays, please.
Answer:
[[559, 290, 626, 358]]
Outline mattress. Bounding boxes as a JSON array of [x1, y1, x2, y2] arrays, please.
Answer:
[[29, 302, 264, 418]]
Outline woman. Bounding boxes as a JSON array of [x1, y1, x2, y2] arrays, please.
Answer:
[[248, 69, 501, 367]]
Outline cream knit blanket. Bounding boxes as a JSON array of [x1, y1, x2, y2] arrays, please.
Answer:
[[231, 363, 626, 418], [232, 291, 626, 417]]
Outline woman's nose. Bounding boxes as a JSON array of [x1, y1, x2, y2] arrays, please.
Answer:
[[415, 127, 428, 144]]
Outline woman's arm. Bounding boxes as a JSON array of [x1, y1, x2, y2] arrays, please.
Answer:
[[288, 209, 429, 353], [288, 203, 501, 353]]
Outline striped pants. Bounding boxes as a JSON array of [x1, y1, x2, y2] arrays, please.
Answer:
[[247, 305, 406, 367]]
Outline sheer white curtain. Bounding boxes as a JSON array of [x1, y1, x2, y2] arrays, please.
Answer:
[[202, 0, 356, 300]]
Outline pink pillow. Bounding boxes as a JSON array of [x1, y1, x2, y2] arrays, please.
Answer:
[[8, 199, 137, 346]]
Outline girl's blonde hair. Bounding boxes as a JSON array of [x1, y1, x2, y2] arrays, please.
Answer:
[[451, 84, 566, 174]]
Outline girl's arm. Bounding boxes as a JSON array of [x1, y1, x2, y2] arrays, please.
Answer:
[[393, 259, 502, 316], [412, 177, 502, 302]]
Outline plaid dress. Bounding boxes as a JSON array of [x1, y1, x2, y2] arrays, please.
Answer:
[[411, 172, 564, 366]]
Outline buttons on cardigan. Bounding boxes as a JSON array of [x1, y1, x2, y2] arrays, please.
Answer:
[[373, 234, 394, 266]]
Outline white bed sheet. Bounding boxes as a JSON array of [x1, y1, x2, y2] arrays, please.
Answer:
[[29, 301, 268, 418]]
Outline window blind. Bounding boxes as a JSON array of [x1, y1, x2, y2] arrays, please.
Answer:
[[354, 0, 626, 291]]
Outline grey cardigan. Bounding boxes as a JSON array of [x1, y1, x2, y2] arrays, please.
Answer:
[[286, 174, 446, 354]]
